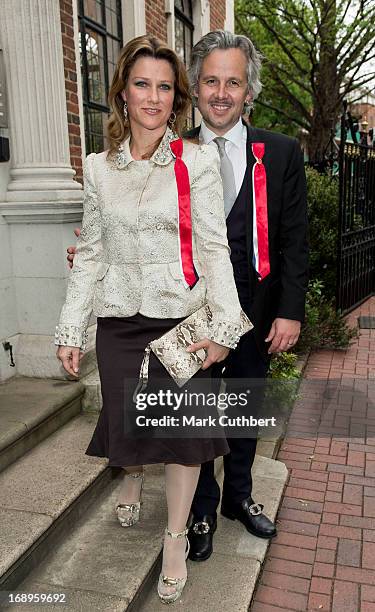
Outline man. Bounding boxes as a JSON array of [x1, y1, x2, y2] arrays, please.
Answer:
[[67, 31, 309, 562]]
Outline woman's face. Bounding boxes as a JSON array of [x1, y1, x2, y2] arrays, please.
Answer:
[[122, 56, 175, 133]]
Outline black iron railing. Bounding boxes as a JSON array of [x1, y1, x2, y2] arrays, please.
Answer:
[[336, 105, 375, 312]]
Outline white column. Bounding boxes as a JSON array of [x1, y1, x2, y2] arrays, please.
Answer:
[[0, 0, 89, 382], [0, 0, 83, 215]]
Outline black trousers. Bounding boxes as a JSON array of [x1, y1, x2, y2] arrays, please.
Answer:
[[191, 329, 269, 517]]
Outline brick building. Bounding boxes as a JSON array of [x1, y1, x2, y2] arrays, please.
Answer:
[[0, 0, 234, 382]]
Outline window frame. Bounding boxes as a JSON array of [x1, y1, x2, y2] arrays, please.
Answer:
[[174, 0, 195, 128], [78, 0, 123, 153], [174, 0, 194, 66]]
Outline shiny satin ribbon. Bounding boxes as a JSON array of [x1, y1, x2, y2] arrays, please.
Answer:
[[170, 138, 199, 289], [252, 142, 270, 280]]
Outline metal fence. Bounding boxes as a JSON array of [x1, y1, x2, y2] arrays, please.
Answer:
[[336, 108, 375, 312]]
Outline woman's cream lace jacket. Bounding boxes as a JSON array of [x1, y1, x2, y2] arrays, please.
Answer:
[[55, 127, 245, 351]]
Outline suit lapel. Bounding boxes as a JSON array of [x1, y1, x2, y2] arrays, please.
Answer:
[[245, 123, 256, 261], [183, 126, 200, 143]]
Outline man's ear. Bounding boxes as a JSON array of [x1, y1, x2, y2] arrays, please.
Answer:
[[191, 86, 198, 108]]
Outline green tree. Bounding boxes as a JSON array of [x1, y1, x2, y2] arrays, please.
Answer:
[[236, 0, 375, 162]]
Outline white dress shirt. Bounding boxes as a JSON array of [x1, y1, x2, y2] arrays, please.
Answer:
[[199, 118, 259, 271]]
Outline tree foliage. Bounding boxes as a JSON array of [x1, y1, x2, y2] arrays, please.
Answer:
[[236, 0, 375, 162]]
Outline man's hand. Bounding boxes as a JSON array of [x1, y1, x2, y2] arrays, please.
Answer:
[[56, 345, 83, 377], [186, 338, 230, 370], [265, 318, 301, 354], [67, 227, 81, 269]]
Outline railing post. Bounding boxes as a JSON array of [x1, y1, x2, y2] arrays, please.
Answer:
[[336, 102, 347, 311]]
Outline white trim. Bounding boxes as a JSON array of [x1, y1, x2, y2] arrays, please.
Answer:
[[193, 0, 210, 43], [0, 200, 83, 224], [122, 0, 146, 43], [224, 0, 235, 33], [165, 0, 175, 49]]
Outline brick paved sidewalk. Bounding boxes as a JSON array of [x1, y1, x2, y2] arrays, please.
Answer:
[[251, 296, 375, 612]]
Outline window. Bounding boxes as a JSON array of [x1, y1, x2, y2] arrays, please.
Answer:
[[174, 0, 194, 127], [78, 0, 123, 153], [174, 0, 194, 66]]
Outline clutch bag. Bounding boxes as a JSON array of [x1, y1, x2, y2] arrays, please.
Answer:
[[133, 304, 253, 397]]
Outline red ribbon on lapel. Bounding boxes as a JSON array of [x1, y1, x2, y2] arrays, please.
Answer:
[[170, 138, 199, 289], [252, 142, 270, 281]]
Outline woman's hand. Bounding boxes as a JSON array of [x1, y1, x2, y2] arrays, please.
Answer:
[[186, 338, 229, 370], [56, 345, 83, 378]]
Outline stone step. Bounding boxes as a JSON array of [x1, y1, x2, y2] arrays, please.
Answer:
[[80, 368, 102, 413], [139, 455, 288, 612], [0, 412, 116, 592], [2, 455, 287, 612], [0, 377, 85, 473]]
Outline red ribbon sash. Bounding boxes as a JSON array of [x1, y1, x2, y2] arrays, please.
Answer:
[[252, 142, 270, 280], [170, 138, 198, 289]]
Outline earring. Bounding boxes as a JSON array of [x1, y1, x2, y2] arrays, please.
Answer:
[[168, 111, 176, 127], [123, 101, 128, 120]]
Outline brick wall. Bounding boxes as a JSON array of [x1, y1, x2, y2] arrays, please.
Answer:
[[59, 0, 83, 183], [210, 0, 226, 30], [145, 0, 168, 42]]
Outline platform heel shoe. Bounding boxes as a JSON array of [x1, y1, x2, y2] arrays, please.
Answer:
[[115, 471, 144, 527], [157, 527, 190, 604]]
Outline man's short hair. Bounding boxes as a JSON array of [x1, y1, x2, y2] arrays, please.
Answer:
[[189, 30, 262, 100]]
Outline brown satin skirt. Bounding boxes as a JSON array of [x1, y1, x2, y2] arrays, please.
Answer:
[[85, 314, 229, 467]]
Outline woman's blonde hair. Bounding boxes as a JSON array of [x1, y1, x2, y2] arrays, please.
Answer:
[[107, 35, 191, 156]]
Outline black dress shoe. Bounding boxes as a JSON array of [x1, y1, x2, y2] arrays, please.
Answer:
[[188, 514, 217, 562], [221, 497, 277, 539]]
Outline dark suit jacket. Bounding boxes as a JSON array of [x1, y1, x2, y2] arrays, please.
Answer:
[[184, 123, 309, 360]]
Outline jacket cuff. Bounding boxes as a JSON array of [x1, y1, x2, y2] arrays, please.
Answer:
[[207, 319, 241, 349], [54, 325, 89, 351]]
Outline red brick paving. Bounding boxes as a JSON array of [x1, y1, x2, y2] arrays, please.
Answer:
[[251, 296, 375, 611]]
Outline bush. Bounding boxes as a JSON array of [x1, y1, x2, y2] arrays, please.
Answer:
[[269, 351, 301, 379], [268, 352, 301, 414], [297, 279, 358, 352], [269, 167, 357, 379], [305, 167, 339, 301]]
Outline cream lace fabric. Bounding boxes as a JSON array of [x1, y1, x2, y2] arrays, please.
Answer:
[[55, 127, 245, 351]]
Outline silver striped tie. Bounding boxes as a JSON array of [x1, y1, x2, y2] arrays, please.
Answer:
[[214, 137, 237, 218]]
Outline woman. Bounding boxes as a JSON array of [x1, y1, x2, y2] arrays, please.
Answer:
[[55, 35, 244, 603]]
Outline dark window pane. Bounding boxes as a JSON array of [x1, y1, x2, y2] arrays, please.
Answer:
[[105, 0, 118, 36], [86, 29, 106, 105], [175, 0, 192, 19], [86, 108, 104, 153], [107, 37, 121, 86], [84, 0, 103, 24], [185, 25, 192, 66], [175, 18, 185, 62]]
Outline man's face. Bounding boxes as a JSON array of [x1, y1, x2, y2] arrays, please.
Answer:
[[195, 48, 251, 136]]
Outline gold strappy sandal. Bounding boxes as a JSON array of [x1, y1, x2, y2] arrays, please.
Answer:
[[115, 471, 144, 527], [157, 527, 190, 604]]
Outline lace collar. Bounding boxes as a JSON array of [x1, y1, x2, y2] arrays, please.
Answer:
[[115, 126, 178, 169]]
